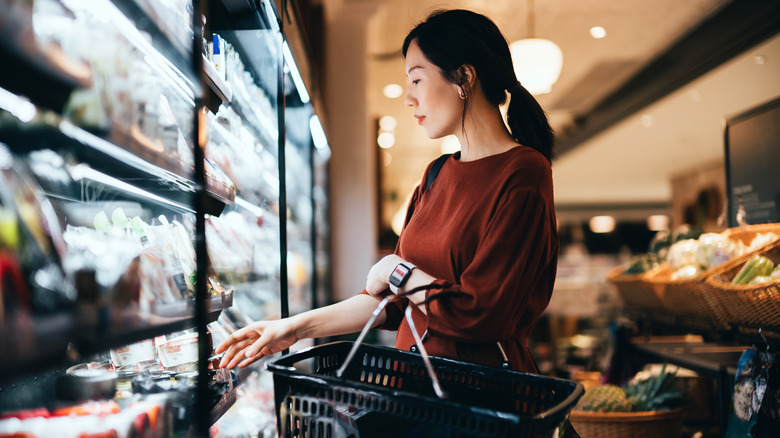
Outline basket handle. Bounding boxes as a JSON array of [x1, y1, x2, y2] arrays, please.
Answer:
[[334, 294, 447, 399], [335, 295, 393, 379], [403, 303, 447, 399]]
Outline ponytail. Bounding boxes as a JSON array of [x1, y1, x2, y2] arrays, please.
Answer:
[[506, 83, 555, 163]]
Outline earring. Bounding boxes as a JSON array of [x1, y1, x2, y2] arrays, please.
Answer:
[[458, 88, 467, 100]]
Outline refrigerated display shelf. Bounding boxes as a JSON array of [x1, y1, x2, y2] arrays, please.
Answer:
[[204, 54, 233, 112], [0, 3, 92, 113], [225, 89, 279, 155], [0, 115, 238, 215], [110, 0, 196, 84], [73, 303, 225, 357], [149, 291, 234, 318], [209, 387, 238, 425], [0, 313, 74, 383]]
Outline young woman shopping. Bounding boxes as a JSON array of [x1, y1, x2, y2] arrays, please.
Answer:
[[217, 9, 558, 376]]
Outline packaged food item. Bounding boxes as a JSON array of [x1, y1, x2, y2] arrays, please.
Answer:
[[110, 338, 156, 368], [157, 332, 199, 370]]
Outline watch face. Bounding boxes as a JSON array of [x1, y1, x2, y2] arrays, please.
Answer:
[[390, 264, 410, 286]]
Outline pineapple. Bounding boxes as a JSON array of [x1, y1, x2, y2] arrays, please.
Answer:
[[623, 363, 686, 412], [575, 363, 686, 413], [576, 384, 633, 412]]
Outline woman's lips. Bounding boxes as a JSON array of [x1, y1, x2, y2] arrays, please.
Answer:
[[415, 115, 425, 125]]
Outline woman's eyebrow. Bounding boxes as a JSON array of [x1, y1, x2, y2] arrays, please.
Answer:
[[406, 65, 423, 75]]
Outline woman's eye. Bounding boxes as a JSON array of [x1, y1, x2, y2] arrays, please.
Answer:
[[411, 80, 420, 85]]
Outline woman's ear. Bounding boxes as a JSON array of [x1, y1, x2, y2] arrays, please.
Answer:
[[457, 64, 477, 93]]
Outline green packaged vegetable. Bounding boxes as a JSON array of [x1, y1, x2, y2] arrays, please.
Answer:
[[732, 255, 775, 285]]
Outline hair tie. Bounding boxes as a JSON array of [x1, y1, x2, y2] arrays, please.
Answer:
[[508, 81, 523, 93]]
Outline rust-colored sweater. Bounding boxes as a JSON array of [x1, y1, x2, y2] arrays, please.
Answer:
[[373, 146, 558, 373]]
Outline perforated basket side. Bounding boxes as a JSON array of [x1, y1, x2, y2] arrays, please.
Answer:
[[268, 342, 584, 438]]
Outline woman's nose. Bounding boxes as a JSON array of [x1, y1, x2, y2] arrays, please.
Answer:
[[404, 89, 414, 107]]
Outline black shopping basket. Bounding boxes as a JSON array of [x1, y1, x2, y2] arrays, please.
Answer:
[[267, 341, 583, 437]]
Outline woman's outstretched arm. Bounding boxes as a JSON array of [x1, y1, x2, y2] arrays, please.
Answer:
[[216, 293, 388, 369]]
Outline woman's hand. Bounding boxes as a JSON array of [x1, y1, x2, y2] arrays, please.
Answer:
[[365, 254, 403, 296], [215, 318, 300, 369]]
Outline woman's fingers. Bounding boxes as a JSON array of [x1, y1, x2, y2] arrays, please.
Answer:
[[244, 331, 274, 358], [219, 338, 253, 369], [216, 330, 245, 354], [237, 352, 265, 368], [216, 323, 260, 353]]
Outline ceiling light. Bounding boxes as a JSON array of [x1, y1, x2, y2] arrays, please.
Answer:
[[379, 115, 397, 131], [589, 26, 606, 39], [383, 84, 403, 99], [754, 55, 766, 65], [440, 135, 460, 154], [377, 132, 395, 148], [589, 215, 615, 234], [509, 0, 563, 95], [647, 215, 669, 231], [640, 114, 654, 128]]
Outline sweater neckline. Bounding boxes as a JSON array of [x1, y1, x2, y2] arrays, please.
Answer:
[[453, 145, 524, 165]]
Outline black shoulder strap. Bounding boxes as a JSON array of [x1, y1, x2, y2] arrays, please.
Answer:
[[403, 154, 451, 227], [424, 153, 451, 192]]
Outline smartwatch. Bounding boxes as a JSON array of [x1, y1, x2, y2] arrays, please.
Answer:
[[388, 262, 416, 294]]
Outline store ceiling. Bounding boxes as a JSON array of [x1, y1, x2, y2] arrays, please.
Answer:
[[312, 0, 780, 227]]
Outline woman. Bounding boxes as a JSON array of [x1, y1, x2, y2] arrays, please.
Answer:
[[216, 9, 558, 375]]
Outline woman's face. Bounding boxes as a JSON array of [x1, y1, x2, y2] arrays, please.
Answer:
[[404, 40, 464, 139]]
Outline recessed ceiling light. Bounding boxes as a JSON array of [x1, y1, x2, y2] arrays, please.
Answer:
[[379, 115, 397, 131], [589, 215, 615, 234], [640, 114, 654, 128], [590, 26, 606, 39], [754, 55, 766, 65], [377, 132, 395, 148], [646, 215, 669, 231], [383, 84, 403, 99]]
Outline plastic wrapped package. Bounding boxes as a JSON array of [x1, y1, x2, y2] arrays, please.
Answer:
[[695, 232, 743, 269], [666, 239, 700, 270]]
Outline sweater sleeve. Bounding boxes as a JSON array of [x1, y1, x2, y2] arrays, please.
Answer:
[[357, 174, 428, 331], [424, 182, 558, 342]]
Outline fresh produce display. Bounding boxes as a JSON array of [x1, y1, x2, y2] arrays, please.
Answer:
[[619, 225, 778, 278], [575, 363, 686, 413], [732, 255, 777, 285], [665, 232, 776, 280]]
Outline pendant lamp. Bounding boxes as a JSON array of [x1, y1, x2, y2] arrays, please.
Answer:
[[509, 0, 563, 95]]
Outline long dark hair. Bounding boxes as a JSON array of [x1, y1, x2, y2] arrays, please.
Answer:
[[402, 9, 555, 162]]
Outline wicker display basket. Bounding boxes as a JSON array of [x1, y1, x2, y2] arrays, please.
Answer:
[[569, 408, 685, 438], [644, 224, 780, 332], [606, 265, 667, 320], [705, 237, 780, 339]]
